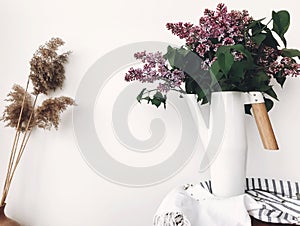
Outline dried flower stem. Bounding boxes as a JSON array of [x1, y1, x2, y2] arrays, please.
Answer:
[[1, 94, 38, 204], [1, 38, 73, 206], [0, 132, 21, 205], [1, 80, 30, 206], [4, 130, 33, 201], [10, 130, 33, 182], [2, 131, 20, 193]]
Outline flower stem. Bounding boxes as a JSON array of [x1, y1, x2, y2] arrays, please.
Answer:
[[1, 93, 38, 205], [5, 129, 33, 199], [0, 79, 29, 206]]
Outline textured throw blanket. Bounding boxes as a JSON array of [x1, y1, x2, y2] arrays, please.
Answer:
[[154, 178, 300, 226]]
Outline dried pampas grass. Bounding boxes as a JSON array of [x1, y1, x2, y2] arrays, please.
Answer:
[[35, 97, 76, 130], [0, 38, 74, 206], [2, 84, 35, 131], [29, 37, 71, 95]]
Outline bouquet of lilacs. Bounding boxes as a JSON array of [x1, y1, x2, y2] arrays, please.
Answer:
[[125, 3, 300, 112]]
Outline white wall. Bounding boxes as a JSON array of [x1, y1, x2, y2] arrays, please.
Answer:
[[0, 0, 299, 225]]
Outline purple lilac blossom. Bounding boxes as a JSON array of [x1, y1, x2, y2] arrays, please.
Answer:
[[166, 3, 252, 65], [125, 51, 185, 93], [268, 57, 300, 77], [165, 3, 300, 78]]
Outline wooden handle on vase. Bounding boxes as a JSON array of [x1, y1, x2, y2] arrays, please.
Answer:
[[252, 103, 279, 150]]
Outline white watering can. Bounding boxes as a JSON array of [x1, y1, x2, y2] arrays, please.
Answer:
[[187, 91, 278, 197]]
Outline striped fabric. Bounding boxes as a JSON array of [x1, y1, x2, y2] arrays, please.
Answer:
[[245, 178, 300, 224], [197, 178, 300, 224]]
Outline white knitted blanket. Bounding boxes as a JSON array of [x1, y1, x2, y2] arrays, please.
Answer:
[[154, 178, 300, 226]]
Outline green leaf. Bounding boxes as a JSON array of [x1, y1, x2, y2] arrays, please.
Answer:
[[248, 71, 271, 91], [274, 71, 286, 87], [229, 61, 245, 80], [276, 76, 286, 87], [252, 34, 267, 46], [185, 76, 196, 94], [258, 72, 271, 82], [264, 98, 274, 112], [216, 45, 231, 54], [231, 44, 251, 58], [174, 47, 192, 70], [165, 46, 196, 72], [256, 84, 272, 92], [264, 30, 280, 48], [201, 96, 209, 105], [164, 46, 176, 67], [136, 88, 147, 103], [210, 72, 221, 88], [272, 10, 290, 36], [251, 21, 267, 36], [143, 96, 151, 103], [282, 48, 300, 58], [195, 89, 207, 102], [153, 91, 164, 99], [247, 18, 266, 29], [210, 61, 222, 79], [231, 44, 245, 52], [265, 87, 279, 100], [151, 92, 167, 108], [181, 51, 202, 75], [185, 75, 203, 94], [176, 47, 190, 57], [272, 10, 290, 47], [217, 51, 234, 76], [151, 98, 161, 108]]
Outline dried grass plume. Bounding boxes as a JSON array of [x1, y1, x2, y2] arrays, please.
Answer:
[[1, 84, 35, 131], [35, 97, 76, 130], [29, 37, 71, 95], [0, 37, 74, 207]]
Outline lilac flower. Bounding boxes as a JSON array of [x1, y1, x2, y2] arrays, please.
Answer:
[[268, 57, 300, 77], [232, 51, 244, 61], [257, 46, 280, 66], [222, 37, 235, 46], [166, 3, 252, 66], [133, 51, 147, 61], [125, 51, 185, 93], [166, 22, 201, 46], [196, 43, 210, 57], [157, 83, 170, 93]]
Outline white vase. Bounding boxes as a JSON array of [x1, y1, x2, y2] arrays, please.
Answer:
[[209, 91, 248, 197], [187, 91, 270, 197]]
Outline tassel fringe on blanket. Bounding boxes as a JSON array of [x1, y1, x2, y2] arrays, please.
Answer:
[[153, 212, 191, 226]]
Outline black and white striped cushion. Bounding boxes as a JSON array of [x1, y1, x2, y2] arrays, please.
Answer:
[[193, 178, 300, 224], [245, 178, 300, 224]]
